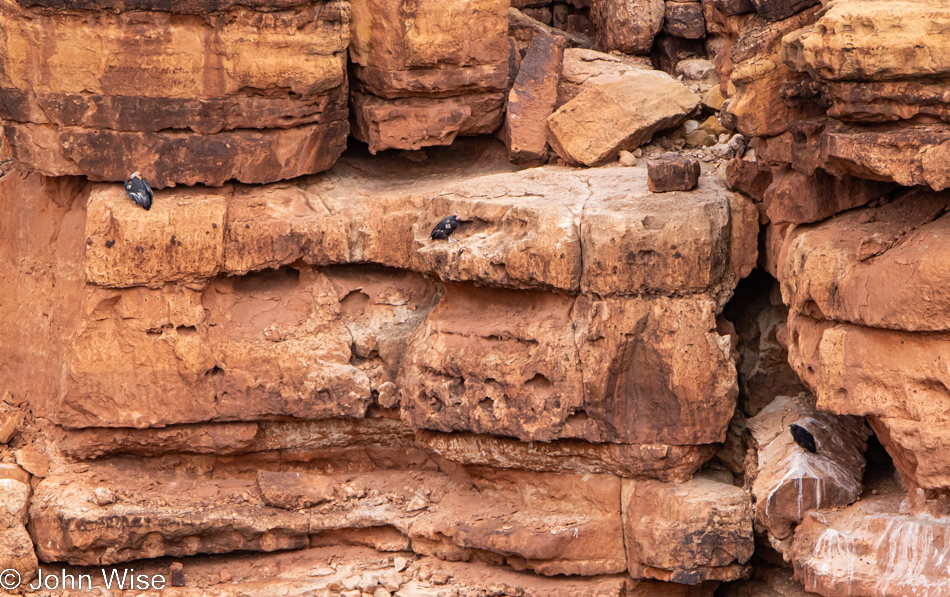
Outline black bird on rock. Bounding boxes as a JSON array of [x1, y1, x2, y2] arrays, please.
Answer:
[[430, 213, 461, 241], [789, 423, 817, 454], [125, 171, 153, 210]]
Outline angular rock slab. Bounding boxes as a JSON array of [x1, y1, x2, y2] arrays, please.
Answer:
[[503, 34, 566, 163], [548, 71, 701, 166], [791, 495, 950, 597], [623, 475, 754, 584], [763, 166, 895, 225], [400, 288, 739, 445], [416, 430, 716, 481], [788, 118, 950, 191], [348, 0, 509, 98], [350, 91, 505, 153], [747, 394, 868, 543], [2, 120, 349, 188]]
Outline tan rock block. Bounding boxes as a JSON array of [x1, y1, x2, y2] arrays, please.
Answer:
[[548, 71, 701, 166], [623, 475, 754, 583], [84, 184, 228, 288]]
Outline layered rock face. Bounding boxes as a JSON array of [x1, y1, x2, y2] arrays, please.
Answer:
[[716, 0, 950, 595], [348, 0, 509, 153], [0, 0, 350, 188], [0, 132, 759, 592], [5, 0, 950, 595]]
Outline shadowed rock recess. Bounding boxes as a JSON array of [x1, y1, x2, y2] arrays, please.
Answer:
[[2, 0, 949, 595]]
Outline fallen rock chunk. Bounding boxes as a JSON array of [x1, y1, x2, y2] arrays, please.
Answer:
[[0, 410, 22, 444], [590, 0, 665, 54], [624, 474, 754, 584], [664, 1, 706, 39], [548, 71, 700, 166], [647, 153, 701, 192], [503, 34, 566, 163]]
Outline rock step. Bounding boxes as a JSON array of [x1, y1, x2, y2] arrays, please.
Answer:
[[83, 150, 757, 300], [16, 545, 719, 597], [29, 458, 753, 583]]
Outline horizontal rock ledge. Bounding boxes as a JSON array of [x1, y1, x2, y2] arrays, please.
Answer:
[[83, 150, 758, 301]]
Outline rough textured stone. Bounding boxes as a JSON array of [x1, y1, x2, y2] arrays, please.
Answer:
[[707, 0, 753, 16], [784, 1, 950, 82], [31, 461, 626, 576], [400, 288, 739, 445], [785, 312, 950, 492], [820, 80, 950, 124], [750, 0, 818, 22], [548, 71, 701, 166], [0, 478, 37, 583], [781, 188, 950, 332], [556, 49, 653, 107], [623, 475, 754, 584], [415, 431, 716, 481], [763, 167, 895, 225], [647, 153, 701, 192], [0, 0, 350, 187], [2, 121, 348, 189], [82, 158, 756, 302], [788, 118, 950, 191], [791, 495, 950, 597], [349, 0, 509, 98], [747, 394, 868, 545], [590, 0, 665, 54], [350, 91, 506, 154], [664, 1, 707, 39], [727, 8, 822, 137], [503, 35, 566, 162]]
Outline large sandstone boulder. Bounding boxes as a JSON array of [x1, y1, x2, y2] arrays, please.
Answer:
[[590, 0, 665, 54], [0, 0, 349, 187], [547, 71, 701, 166]]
